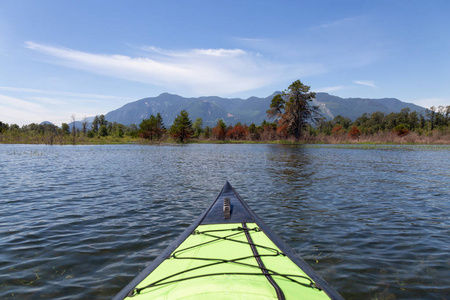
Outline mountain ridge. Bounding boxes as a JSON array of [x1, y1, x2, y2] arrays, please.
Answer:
[[103, 92, 425, 127]]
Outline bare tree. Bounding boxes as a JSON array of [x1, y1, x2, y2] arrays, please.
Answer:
[[82, 116, 88, 135], [71, 115, 76, 145]]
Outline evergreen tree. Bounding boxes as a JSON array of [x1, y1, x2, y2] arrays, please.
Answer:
[[91, 116, 100, 133], [61, 123, 70, 135], [0, 121, 8, 133], [267, 80, 321, 140], [169, 110, 193, 143], [193, 118, 203, 138], [98, 125, 108, 137], [139, 113, 165, 140]]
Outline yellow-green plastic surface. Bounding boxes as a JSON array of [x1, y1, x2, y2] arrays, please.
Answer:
[[127, 223, 330, 299]]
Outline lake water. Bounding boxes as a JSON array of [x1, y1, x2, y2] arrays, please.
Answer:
[[0, 144, 449, 299]]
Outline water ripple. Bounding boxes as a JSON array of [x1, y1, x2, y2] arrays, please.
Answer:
[[0, 144, 449, 299]]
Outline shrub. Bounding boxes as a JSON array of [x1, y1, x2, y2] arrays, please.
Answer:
[[348, 126, 361, 139], [331, 124, 345, 136], [394, 124, 410, 137]]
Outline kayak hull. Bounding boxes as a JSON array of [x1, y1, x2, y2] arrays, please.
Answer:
[[113, 182, 343, 300]]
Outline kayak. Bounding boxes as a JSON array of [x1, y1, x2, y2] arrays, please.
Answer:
[[113, 182, 343, 300]]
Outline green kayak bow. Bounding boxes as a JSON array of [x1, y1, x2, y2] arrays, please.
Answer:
[[113, 182, 343, 300]]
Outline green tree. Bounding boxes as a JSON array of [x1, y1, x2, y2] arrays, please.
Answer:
[[248, 123, 260, 140], [398, 108, 410, 125], [267, 80, 321, 140], [113, 123, 125, 138], [266, 94, 284, 122], [126, 124, 139, 138], [203, 126, 211, 139], [139, 113, 165, 140], [445, 105, 450, 124], [61, 123, 70, 135], [409, 111, 418, 131], [91, 116, 100, 133], [394, 124, 410, 136], [92, 115, 108, 134], [419, 113, 426, 129], [9, 124, 20, 132], [317, 118, 334, 135], [169, 110, 193, 143], [87, 130, 95, 138], [333, 115, 352, 129], [428, 107, 436, 131], [98, 115, 108, 127], [98, 125, 108, 137], [0, 121, 9, 133], [193, 118, 203, 138], [354, 113, 369, 130], [370, 111, 386, 132]]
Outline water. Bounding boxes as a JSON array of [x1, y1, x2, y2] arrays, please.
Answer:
[[0, 144, 449, 299]]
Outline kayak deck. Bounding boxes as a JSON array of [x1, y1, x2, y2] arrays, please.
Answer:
[[114, 182, 342, 300]]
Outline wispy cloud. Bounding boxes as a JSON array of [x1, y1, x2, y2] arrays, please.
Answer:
[[141, 46, 247, 58], [353, 80, 377, 88], [234, 37, 267, 43], [0, 86, 129, 100], [309, 17, 360, 30], [0, 94, 49, 124], [314, 85, 346, 93], [27, 97, 68, 105], [0, 93, 105, 125], [0, 94, 44, 111], [25, 41, 325, 96]]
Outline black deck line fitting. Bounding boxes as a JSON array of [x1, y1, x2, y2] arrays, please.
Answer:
[[223, 197, 231, 219]]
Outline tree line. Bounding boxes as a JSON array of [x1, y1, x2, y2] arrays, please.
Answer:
[[0, 115, 139, 144], [1, 80, 449, 144], [134, 80, 450, 143]]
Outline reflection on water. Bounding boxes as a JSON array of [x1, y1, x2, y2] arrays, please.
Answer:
[[0, 144, 449, 299]]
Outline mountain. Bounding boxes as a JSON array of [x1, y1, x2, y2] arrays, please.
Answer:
[[103, 92, 426, 126], [314, 93, 425, 120], [40, 121, 55, 126], [105, 92, 276, 127]]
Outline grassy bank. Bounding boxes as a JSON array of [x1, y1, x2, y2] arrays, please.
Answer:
[[1, 130, 449, 145]]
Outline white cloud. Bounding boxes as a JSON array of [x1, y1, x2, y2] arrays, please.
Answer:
[[140, 46, 248, 58], [25, 41, 325, 96], [309, 17, 361, 30], [27, 97, 68, 105], [191, 48, 246, 57], [314, 85, 346, 93], [0, 93, 44, 111], [0, 94, 49, 124], [353, 80, 377, 88], [411, 98, 449, 109], [235, 37, 266, 43], [0, 93, 104, 126], [0, 86, 129, 100]]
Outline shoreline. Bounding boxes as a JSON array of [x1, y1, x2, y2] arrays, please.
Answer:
[[1, 139, 449, 146], [2, 129, 450, 146]]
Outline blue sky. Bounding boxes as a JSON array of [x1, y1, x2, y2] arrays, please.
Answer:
[[1, 0, 449, 125]]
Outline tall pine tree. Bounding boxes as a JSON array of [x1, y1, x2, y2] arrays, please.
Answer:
[[267, 80, 321, 141], [169, 110, 193, 143]]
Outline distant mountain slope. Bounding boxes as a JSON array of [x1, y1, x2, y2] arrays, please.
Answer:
[[105, 92, 276, 127], [104, 92, 426, 126], [315, 93, 425, 120]]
